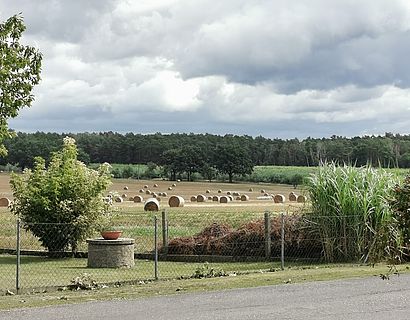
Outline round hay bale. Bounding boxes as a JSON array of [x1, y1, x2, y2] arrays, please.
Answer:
[[297, 195, 307, 203], [168, 195, 185, 207], [146, 190, 151, 195], [162, 192, 168, 197], [227, 191, 232, 195], [144, 198, 160, 211], [133, 195, 143, 203], [143, 185, 148, 189], [153, 184, 158, 188], [260, 189, 266, 194], [219, 196, 230, 203], [289, 192, 297, 201], [233, 192, 240, 196], [264, 193, 269, 197], [228, 195, 233, 201], [114, 196, 123, 203], [205, 189, 211, 193], [168, 186, 173, 190], [190, 196, 197, 202], [121, 194, 127, 199], [197, 194, 207, 202], [139, 189, 144, 193], [274, 194, 286, 203], [152, 193, 158, 198], [208, 196, 213, 200], [0, 197, 11, 207], [123, 186, 128, 190], [249, 188, 253, 192], [241, 194, 250, 201], [236, 196, 241, 201], [212, 195, 220, 202], [172, 183, 177, 187]]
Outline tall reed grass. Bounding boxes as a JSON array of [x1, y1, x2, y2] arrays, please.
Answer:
[[306, 163, 398, 262]]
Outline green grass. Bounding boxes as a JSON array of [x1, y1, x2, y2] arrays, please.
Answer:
[[0, 261, 408, 310]]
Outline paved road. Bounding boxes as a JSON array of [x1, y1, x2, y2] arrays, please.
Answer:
[[1, 275, 409, 320]]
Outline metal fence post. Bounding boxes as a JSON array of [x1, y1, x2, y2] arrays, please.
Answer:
[[154, 215, 159, 280], [281, 211, 285, 270], [161, 209, 168, 255], [264, 211, 271, 259], [16, 218, 21, 293]]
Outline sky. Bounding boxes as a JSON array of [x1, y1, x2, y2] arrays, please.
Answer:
[[1, 0, 410, 139]]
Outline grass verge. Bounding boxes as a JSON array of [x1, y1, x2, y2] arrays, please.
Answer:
[[0, 262, 408, 311]]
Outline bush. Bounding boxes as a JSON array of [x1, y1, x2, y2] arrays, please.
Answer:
[[10, 137, 111, 256]]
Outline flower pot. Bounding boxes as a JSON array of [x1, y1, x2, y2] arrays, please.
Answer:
[[101, 230, 122, 240]]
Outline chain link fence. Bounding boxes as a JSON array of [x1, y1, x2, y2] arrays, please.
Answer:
[[1, 211, 367, 295]]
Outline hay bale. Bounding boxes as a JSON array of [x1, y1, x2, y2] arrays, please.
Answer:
[[212, 196, 220, 202], [162, 192, 168, 197], [133, 195, 143, 203], [153, 184, 158, 188], [274, 194, 286, 203], [227, 191, 232, 195], [139, 189, 144, 193], [169, 195, 185, 207], [236, 196, 241, 201], [152, 193, 158, 198], [205, 189, 211, 193], [121, 194, 127, 199], [289, 192, 297, 201], [218, 189, 222, 193], [197, 194, 207, 202], [297, 195, 307, 203], [260, 189, 266, 193], [114, 196, 123, 203], [208, 196, 213, 200], [219, 196, 230, 203], [146, 189, 151, 195], [249, 188, 253, 192], [241, 194, 250, 201], [264, 193, 270, 197], [123, 186, 128, 190], [190, 196, 197, 202], [172, 183, 177, 187], [143, 185, 148, 189], [233, 192, 240, 196], [144, 198, 160, 211], [168, 187, 173, 190], [0, 197, 11, 207]]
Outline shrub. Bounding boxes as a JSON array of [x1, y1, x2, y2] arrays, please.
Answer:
[[10, 137, 111, 256]]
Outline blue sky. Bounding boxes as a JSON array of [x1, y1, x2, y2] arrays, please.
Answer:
[[1, 0, 410, 139]]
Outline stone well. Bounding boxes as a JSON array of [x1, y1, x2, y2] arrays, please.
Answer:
[[86, 238, 135, 268]]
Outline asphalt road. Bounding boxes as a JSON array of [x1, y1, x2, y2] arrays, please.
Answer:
[[1, 274, 409, 320]]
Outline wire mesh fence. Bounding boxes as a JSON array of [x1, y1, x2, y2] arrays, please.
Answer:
[[0, 210, 375, 295]]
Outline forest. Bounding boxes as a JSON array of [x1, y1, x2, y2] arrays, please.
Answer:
[[1, 131, 409, 173]]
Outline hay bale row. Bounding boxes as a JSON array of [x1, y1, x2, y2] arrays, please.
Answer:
[[169, 195, 185, 207]]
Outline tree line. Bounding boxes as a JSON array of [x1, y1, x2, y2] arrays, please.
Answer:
[[1, 131, 410, 180]]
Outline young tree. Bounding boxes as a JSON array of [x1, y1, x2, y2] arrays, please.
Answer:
[[0, 14, 42, 155], [10, 137, 111, 256]]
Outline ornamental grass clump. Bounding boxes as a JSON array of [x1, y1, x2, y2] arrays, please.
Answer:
[[306, 163, 397, 263], [10, 137, 112, 256]]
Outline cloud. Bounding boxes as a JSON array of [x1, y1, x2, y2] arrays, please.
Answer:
[[2, 0, 410, 138]]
